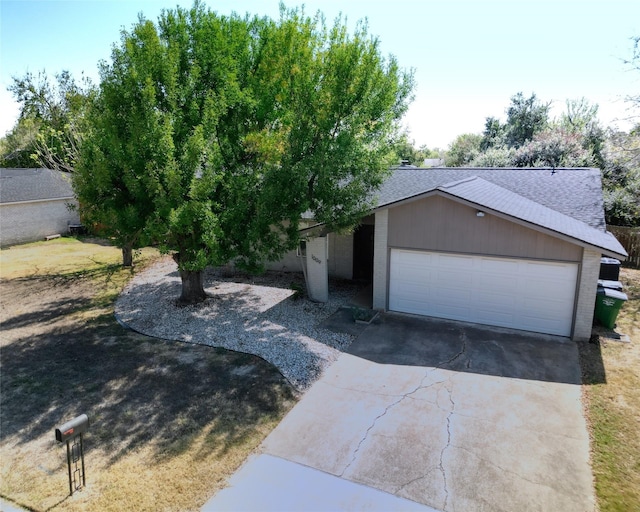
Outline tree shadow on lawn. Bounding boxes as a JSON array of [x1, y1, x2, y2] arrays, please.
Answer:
[[0, 315, 296, 465]]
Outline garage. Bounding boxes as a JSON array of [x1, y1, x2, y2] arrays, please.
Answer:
[[389, 249, 579, 336]]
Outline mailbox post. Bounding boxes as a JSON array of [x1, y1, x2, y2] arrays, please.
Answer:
[[55, 414, 89, 496]]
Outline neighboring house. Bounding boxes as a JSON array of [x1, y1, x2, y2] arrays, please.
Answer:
[[270, 167, 627, 341], [423, 158, 445, 167], [0, 168, 80, 247]]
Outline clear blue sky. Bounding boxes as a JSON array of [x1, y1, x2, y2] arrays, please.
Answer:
[[1, 0, 638, 148]]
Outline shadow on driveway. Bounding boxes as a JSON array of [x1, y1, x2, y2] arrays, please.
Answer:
[[328, 310, 585, 385]]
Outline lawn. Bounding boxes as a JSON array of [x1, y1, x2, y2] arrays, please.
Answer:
[[0, 237, 296, 511], [580, 266, 640, 512]]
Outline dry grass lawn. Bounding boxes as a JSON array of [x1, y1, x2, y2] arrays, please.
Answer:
[[3, 237, 638, 511], [0, 237, 296, 511], [580, 267, 640, 512]]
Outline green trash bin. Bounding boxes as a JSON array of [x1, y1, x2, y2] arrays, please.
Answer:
[[595, 287, 628, 329]]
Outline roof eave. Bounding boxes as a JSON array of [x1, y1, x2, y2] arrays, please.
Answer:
[[374, 189, 628, 260]]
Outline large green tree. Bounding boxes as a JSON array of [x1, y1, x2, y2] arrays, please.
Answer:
[[76, 3, 413, 303]]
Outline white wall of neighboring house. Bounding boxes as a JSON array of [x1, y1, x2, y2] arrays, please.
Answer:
[[0, 198, 80, 247]]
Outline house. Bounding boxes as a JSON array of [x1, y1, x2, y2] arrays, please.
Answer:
[[0, 168, 80, 247], [422, 158, 445, 167], [270, 167, 627, 341]]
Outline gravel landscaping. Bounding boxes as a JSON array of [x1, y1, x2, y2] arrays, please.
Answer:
[[115, 257, 360, 390]]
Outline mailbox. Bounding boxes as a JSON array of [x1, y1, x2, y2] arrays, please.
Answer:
[[55, 414, 89, 443]]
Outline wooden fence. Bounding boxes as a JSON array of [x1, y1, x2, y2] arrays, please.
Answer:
[[608, 225, 640, 268]]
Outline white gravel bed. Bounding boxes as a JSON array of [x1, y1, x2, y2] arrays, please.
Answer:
[[115, 257, 358, 390]]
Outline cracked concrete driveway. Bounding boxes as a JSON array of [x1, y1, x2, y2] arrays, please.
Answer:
[[206, 313, 595, 512]]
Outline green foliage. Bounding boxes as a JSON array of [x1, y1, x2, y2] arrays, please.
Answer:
[[512, 129, 593, 168], [0, 117, 40, 167], [601, 129, 640, 226], [477, 92, 550, 152], [504, 92, 550, 148], [289, 282, 304, 300], [560, 98, 599, 133], [2, 70, 94, 172], [470, 146, 515, 167], [390, 131, 440, 166], [480, 116, 505, 151], [445, 133, 482, 166], [558, 98, 606, 168], [77, 2, 413, 301]]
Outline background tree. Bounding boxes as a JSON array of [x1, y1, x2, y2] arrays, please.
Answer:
[[77, 3, 414, 303], [512, 129, 593, 168], [469, 146, 515, 167], [2, 71, 93, 172], [445, 133, 482, 166], [601, 127, 640, 226], [558, 97, 606, 167], [0, 117, 39, 167], [480, 116, 504, 150], [390, 131, 440, 166], [503, 92, 550, 148]]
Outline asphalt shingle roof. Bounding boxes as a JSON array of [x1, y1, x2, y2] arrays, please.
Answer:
[[0, 168, 75, 204], [437, 176, 627, 257], [376, 167, 606, 230], [373, 167, 626, 258]]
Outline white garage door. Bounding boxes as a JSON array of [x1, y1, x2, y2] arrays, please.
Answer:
[[389, 249, 578, 336]]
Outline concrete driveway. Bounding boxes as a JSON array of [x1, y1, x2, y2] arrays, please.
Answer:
[[205, 313, 595, 512]]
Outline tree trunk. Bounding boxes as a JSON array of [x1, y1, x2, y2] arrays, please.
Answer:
[[178, 268, 208, 304], [122, 244, 133, 267]]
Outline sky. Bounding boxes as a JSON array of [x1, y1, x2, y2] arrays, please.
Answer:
[[1, 0, 639, 149]]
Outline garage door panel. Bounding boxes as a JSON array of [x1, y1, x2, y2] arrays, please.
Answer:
[[479, 291, 519, 311], [437, 253, 475, 268], [479, 257, 520, 273], [437, 288, 474, 307], [475, 309, 516, 326], [389, 249, 577, 337], [476, 273, 514, 290]]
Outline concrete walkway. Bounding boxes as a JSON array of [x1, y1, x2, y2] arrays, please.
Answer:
[[203, 313, 595, 512], [205, 454, 437, 511]]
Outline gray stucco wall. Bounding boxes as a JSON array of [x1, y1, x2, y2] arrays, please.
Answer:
[[0, 199, 80, 247], [378, 195, 596, 338], [388, 195, 582, 262], [265, 232, 354, 279]]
